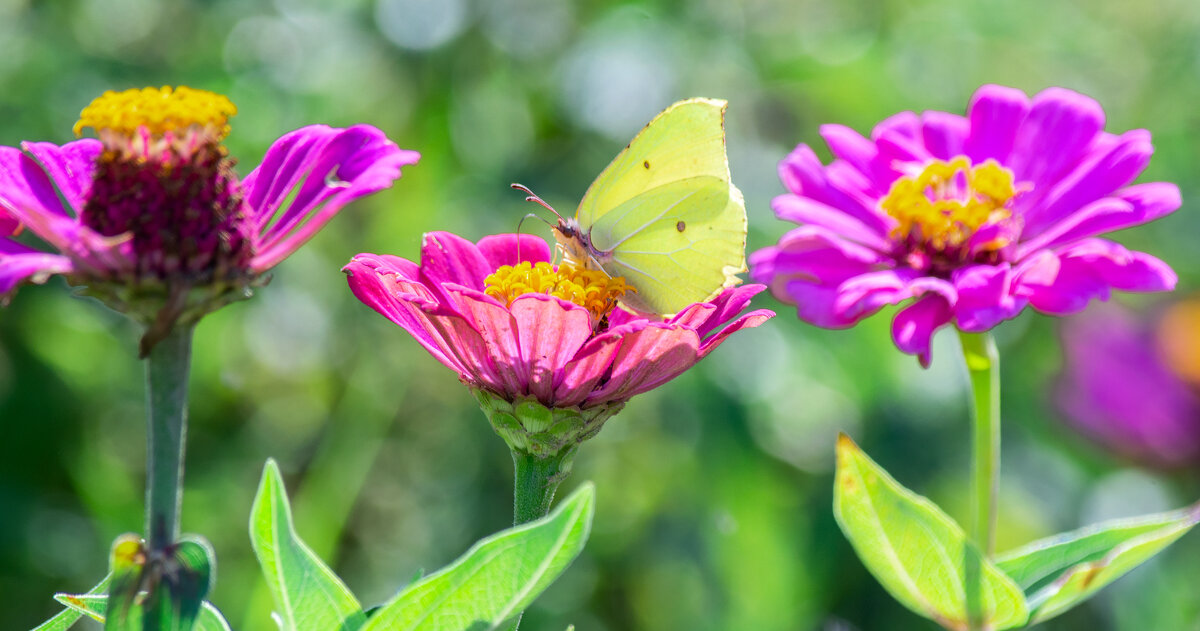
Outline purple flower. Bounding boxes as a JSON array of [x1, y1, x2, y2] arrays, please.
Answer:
[[1057, 302, 1200, 468], [750, 84, 1179, 365], [0, 86, 418, 352]]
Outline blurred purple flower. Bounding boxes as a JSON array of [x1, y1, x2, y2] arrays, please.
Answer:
[[1057, 302, 1200, 467], [750, 84, 1179, 365], [0, 86, 418, 352]]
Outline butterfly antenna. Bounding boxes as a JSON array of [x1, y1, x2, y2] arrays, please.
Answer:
[[511, 183, 564, 222]]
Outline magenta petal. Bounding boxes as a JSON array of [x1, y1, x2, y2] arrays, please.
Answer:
[[1022, 129, 1153, 238], [892, 294, 954, 368], [778, 279, 863, 329], [771, 194, 890, 250], [1016, 197, 1134, 256], [777, 145, 892, 235], [921, 111, 968, 160], [963, 84, 1030, 163], [508, 293, 593, 403], [951, 264, 1026, 331], [820, 124, 877, 175], [476, 234, 553, 269], [834, 270, 956, 321], [1009, 87, 1105, 187], [670, 284, 767, 340], [0, 244, 74, 294], [749, 225, 887, 291], [1021, 239, 1176, 315], [247, 124, 419, 271], [0, 210, 17, 237], [556, 334, 624, 408], [419, 231, 493, 291], [21, 140, 102, 214], [698, 308, 773, 357], [585, 324, 700, 404]]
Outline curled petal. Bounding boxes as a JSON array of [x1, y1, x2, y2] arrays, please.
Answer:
[[1019, 239, 1176, 315], [0, 243, 75, 296], [834, 270, 956, 322], [246, 124, 419, 271], [669, 284, 767, 340], [951, 264, 1026, 331], [892, 294, 954, 368], [585, 323, 700, 405]]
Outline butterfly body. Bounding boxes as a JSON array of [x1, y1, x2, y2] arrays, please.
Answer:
[[552, 98, 747, 316]]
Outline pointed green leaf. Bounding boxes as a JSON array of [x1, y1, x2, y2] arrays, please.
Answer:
[[104, 534, 144, 631], [362, 483, 596, 631], [30, 575, 111, 631], [52, 593, 231, 631], [833, 434, 1028, 630], [996, 502, 1200, 624], [250, 459, 366, 631]]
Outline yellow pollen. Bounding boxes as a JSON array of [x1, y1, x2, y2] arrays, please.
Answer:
[[484, 261, 632, 320], [74, 86, 237, 139], [880, 157, 1016, 250]]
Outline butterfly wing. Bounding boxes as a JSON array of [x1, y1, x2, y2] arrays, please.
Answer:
[[576, 98, 747, 316]]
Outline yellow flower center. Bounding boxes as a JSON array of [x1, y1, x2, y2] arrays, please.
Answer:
[[881, 157, 1016, 251], [484, 261, 632, 320], [74, 86, 236, 140]]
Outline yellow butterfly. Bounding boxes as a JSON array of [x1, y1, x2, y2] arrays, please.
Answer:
[[540, 98, 747, 317]]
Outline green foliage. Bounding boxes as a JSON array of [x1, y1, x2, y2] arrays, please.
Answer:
[[361, 483, 596, 631], [997, 503, 1200, 625], [250, 459, 366, 631], [40, 589, 230, 631], [100, 534, 214, 631], [833, 434, 1028, 630]]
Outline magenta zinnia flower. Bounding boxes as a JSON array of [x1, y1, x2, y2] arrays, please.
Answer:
[[1057, 302, 1200, 468], [0, 86, 418, 352], [346, 231, 772, 455], [750, 84, 1179, 365]]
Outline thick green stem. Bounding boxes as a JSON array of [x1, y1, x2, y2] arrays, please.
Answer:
[[145, 324, 194, 552], [959, 331, 1000, 557], [511, 449, 573, 525], [959, 331, 999, 631]]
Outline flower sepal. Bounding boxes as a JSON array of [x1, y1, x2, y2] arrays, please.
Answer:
[[471, 387, 624, 461]]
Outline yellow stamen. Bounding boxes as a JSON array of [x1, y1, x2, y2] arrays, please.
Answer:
[[881, 157, 1016, 251], [74, 86, 236, 139], [484, 261, 632, 320]]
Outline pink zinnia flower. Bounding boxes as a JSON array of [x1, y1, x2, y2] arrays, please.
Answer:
[[0, 86, 418, 352], [750, 84, 1179, 365], [345, 231, 772, 454], [1057, 302, 1200, 468]]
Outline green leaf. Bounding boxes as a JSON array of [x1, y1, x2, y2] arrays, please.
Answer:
[[361, 482, 596, 631], [104, 534, 145, 631], [30, 575, 110, 631], [996, 502, 1200, 624], [250, 459, 366, 631], [54, 595, 232, 631], [833, 434, 1028, 630]]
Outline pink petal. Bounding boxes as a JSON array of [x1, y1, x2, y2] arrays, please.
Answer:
[[771, 194, 890, 250], [247, 124, 419, 271], [21, 140, 102, 214], [1021, 129, 1153, 238], [442, 285, 528, 395], [963, 84, 1031, 164], [892, 294, 954, 368], [508, 293, 594, 404], [556, 333, 624, 408], [419, 231, 493, 291], [670, 284, 767, 340], [476, 233, 553, 269], [697, 308, 774, 357], [585, 323, 700, 405], [1018, 239, 1176, 315], [951, 264, 1026, 331], [0, 244, 74, 295], [834, 270, 956, 321], [921, 111, 968, 160], [1008, 87, 1105, 188], [820, 124, 877, 176]]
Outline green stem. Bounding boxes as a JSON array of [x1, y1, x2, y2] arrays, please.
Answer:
[[144, 323, 194, 552], [959, 331, 1000, 557], [511, 449, 573, 525]]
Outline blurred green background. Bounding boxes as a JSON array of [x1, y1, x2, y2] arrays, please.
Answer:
[[2, 0, 1199, 629]]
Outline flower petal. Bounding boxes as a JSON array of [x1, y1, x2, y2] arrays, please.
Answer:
[[21, 139, 102, 215], [508, 293, 593, 404], [921, 111, 968, 160], [0, 242, 74, 296], [419, 231, 493, 292], [892, 294, 954, 368], [669, 284, 767, 340], [771, 194, 890, 250], [1018, 239, 1176, 315], [951, 264, 1026, 331], [585, 323, 700, 405], [820, 124, 877, 176], [778, 144, 892, 235], [556, 333, 624, 408], [963, 84, 1031, 164], [476, 233, 553, 269], [834, 270, 956, 321], [441, 285, 528, 395], [1008, 87, 1105, 188], [246, 124, 419, 271]]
